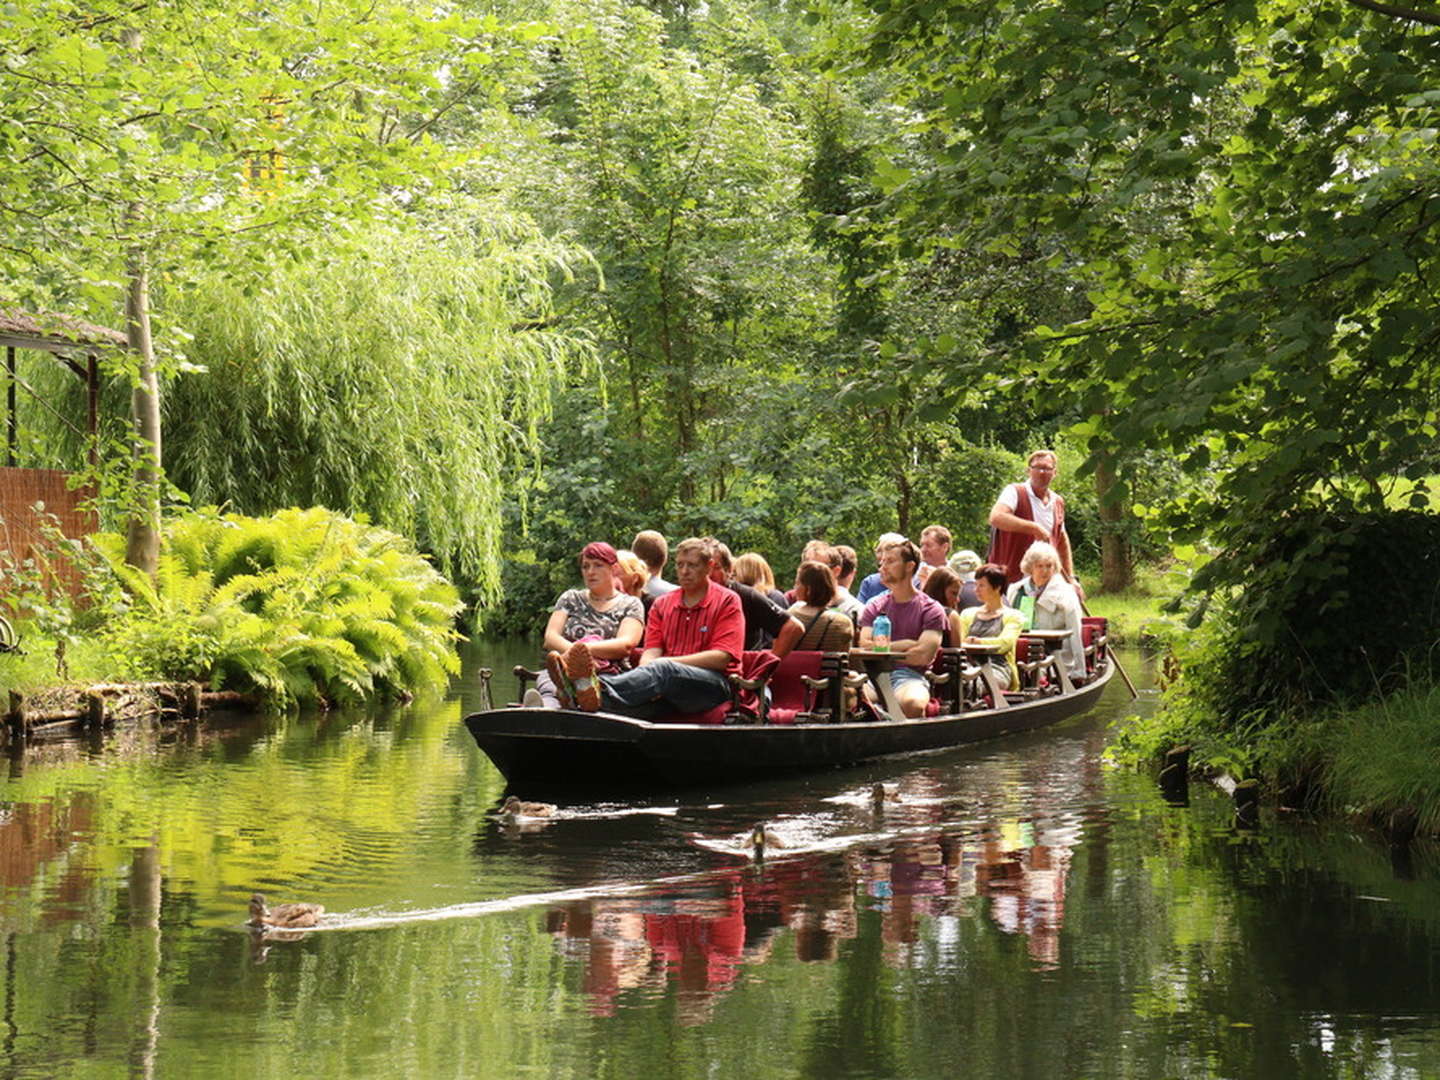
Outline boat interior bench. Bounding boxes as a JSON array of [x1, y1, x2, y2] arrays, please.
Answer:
[[505, 648, 852, 724]]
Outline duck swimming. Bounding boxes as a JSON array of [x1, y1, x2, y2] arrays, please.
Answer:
[[748, 823, 787, 861], [499, 796, 556, 819], [248, 892, 324, 929]]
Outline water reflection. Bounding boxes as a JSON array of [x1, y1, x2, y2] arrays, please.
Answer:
[[543, 780, 1087, 1019], [4, 645, 1440, 1078]]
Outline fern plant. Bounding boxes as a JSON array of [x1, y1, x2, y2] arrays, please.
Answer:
[[91, 506, 463, 703]]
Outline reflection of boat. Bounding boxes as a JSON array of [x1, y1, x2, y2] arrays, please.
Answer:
[[463, 661, 1113, 792]]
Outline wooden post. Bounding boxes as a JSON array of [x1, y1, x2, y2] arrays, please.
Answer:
[[5, 344, 15, 467], [87, 352, 99, 470], [86, 692, 106, 729], [181, 683, 202, 720], [1159, 744, 1190, 802], [6, 691, 25, 738], [1233, 778, 1261, 826]]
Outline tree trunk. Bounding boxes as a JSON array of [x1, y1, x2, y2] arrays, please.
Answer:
[[1094, 449, 1131, 592], [124, 237, 162, 575]]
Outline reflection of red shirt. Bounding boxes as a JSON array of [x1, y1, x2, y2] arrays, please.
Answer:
[[645, 894, 745, 994], [644, 579, 745, 674]]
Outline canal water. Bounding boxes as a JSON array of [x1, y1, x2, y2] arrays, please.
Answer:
[[2, 640, 1439, 1078]]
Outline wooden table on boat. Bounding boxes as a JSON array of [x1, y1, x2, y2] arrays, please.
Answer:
[[848, 648, 913, 721], [958, 641, 1012, 708], [1023, 628, 1076, 693]]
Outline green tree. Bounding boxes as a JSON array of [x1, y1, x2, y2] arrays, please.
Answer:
[[841, 0, 1440, 590], [0, 0, 527, 569]]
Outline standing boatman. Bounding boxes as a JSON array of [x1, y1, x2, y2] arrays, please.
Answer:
[[987, 449, 1083, 595]]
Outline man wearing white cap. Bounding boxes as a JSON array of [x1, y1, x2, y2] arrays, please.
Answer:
[[948, 548, 983, 609]]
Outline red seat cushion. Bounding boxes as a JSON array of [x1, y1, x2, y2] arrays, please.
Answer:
[[770, 651, 825, 713]]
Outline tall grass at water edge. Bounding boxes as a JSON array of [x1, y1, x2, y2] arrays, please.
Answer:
[[1280, 680, 1440, 835]]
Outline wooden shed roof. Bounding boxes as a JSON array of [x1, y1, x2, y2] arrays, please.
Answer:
[[0, 306, 126, 352]]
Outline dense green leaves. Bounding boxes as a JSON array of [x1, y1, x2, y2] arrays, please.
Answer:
[[92, 507, 463, 702]]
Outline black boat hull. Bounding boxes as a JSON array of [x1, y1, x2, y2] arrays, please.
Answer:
[[463, 663, 1115, 791]]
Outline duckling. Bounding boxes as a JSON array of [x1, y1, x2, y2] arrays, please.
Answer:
[[248, 892, 324, 929], [499, 795, 556, 819], [748, 823, 787, 861], [871, 782, 900, 809]]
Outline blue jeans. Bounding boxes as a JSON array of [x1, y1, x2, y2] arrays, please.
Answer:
[[599, 660, 731, 719]]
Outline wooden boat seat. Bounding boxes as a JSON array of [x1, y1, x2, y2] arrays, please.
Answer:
[[724, 649, 850, 725], [1015, 636, 1062, 698], [1082, 617, 1108, 674], [926, 649, 966, 714]]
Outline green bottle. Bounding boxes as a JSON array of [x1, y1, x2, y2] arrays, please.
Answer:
[[1018, 592, 1035, 631]]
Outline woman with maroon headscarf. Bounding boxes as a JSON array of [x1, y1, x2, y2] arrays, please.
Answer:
[[533, 542, 646, 708]]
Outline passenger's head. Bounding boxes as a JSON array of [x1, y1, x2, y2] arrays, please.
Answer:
[[1019, 541, 1061, 585], [733, 552, 777, 592], [614, 549, 650, 597], [923, 565, 961, 610], [948, 548, 982, 580], [831, 544, 858, 587], [579, 541, 619, 595], [801, 539, 831, 564], [974, 562, 1008, 604], [1027, 450, 1058, 493], [873, 531, 906, 567], [919, 525, 952, 566], [793, 560, 837, 608], [673, 537, 714, 591], [878, 539, 920, 585], [632, 530, 669, 575], [701, 537, 733, 579]]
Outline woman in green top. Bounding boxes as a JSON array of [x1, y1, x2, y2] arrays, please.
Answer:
[[957, 563, 1024, 691]]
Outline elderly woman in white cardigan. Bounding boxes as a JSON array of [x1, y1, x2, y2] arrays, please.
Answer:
[[1007, 541, 1086, 683]]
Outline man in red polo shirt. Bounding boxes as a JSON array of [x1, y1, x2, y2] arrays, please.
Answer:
[[563, 537, 744, 717]]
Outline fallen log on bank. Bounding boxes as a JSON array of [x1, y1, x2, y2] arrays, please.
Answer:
[[4, 682, 262, 740]]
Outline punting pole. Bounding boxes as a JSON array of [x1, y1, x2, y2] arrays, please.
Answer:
[[1081, 598, 1138, 699]]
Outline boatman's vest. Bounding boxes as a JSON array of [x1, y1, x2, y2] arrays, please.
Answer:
[[987, 483, 1066, 584]]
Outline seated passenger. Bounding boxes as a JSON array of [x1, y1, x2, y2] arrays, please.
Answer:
[[785, 540, 832, 604], [921, 565, 965, 648], [614, 549, 654, 615], [915, 524, 952, 588], [855, 531, 907, 605], [560, 538, 743, 717], [856, 540, 947, 717], [538, 542, 646, 708], [828, 544, 864, 621], [733, 551, 788, 609], [633, 529, 679, 597], [958, 563, 1024, 691], [788, 561, 856, 651], [1006, 541, 1085, 683], [708, 540, 803, 654], [947, 548, 983, 610]]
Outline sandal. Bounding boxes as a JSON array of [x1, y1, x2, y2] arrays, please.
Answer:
[[546, 651, 575, 708], [565, 641, 602, 712]]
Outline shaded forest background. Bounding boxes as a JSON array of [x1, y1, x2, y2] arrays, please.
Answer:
[[4, 0, 1437, 663]]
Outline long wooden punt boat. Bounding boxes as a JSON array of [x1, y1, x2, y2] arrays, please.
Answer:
[[464, 652, 1115, 792]]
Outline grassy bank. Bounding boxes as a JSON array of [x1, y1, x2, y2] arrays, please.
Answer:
[[1112, 673, 1440, 839], [1081, 563, 1183, 647]]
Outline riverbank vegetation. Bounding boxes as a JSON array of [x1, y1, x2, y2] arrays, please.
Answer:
[[3, 0, 1439, 813], [2, 507, 460, 705]]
